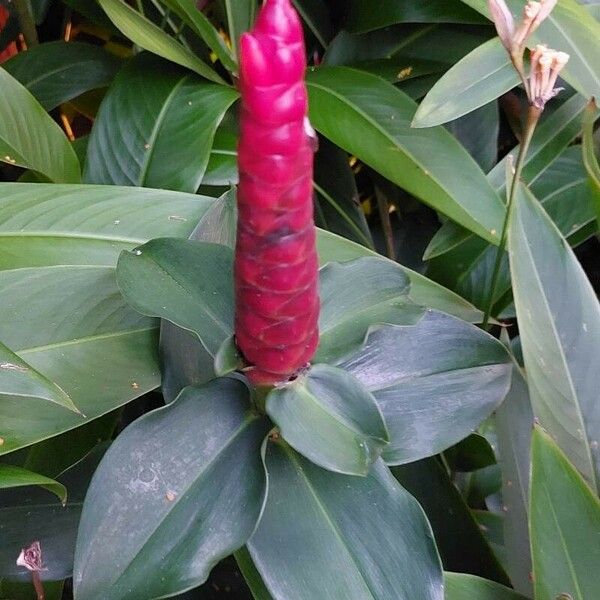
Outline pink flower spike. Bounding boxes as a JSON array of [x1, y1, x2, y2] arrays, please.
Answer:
[[488, 0, 515, 51], [530, 0, 558, 32]]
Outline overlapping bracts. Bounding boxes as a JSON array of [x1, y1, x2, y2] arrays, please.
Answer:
[[235, 0, 319, 385]]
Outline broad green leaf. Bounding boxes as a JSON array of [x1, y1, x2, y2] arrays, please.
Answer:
[[0, 183, 216, 454], [339, 311, 512, 465], [582, 99, 600, 226], [444, 573, 528, 600], [509, 183, 600, 491], [203, 121, 238, 186], [221, 0, 256, 56], [191, 187, 237, 248], [292, 0, 333, 47], [314, 136, 374, 249], [343, 0, 484, 33], [266, 364, 389, 476], [74, 379, 269, 600], [0, 465, 66, 504], [235, 547, 274, 600], [317, 257, 422, 363], [444, 434, 496, 472], [446, 102, 499, 173], [97, 0, 225, 83], [0, 339, 77, 413], [117, 238, 234, 356], [414, 38, 518, 128], [0, 69, 80, 182], [315, 230, 485, 324], [248, 442, 443, 600], [0, 446, 106, 582], [393, 458, 509, 584], [3, 41, 122, 111], [307, 66, 505, 245], [159, 0, 237, 72], [494, 351, 533, 596], [85, 54, 238, 192], [461, 0, 600, 100], [530, 427, 600, 600]]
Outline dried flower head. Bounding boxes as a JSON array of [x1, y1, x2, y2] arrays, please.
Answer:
[[528, 46, 569, 108], [16, 541, 46, 572]]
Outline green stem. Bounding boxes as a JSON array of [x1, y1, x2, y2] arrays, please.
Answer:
[[481, 105, 542, 330], [12, 0, 38, 47]]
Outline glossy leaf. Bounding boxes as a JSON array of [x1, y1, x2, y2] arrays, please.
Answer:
[[338, 311, 512, 465], [509, 183, 600, 491], [316, 257, 421, 363], [0, 69, 80, 183], [221, 0, 256, 56], [494, 354, 533, 596], [74, 379, 269, 599], [582, 99, 600, 226], [3, 41, 122, 111], [0, 446, 106, 582], [307, 66, 505, 245], [530, 427, 600, 600], [393, 459, 509, 584], [0, 465, 66, 504], [159, 0, 237, 72], [343, 0, 484, 32], [117, 238, 234, 356], [266, 364, 388, 476], [444, 573, 528, 600], [84, 54, 238, 192], [461, 0, 600, 100], [97, 0, 225, 83], [0, 183, 216, 454], [292, 0, 333, 47], [248, 442, 443, 600], [414, 38, 518, 128], [0, 339, 77, 413]]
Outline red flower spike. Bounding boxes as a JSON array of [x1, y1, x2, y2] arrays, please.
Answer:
[[235, 0, 319, 386], [0, 5, 18, 64]]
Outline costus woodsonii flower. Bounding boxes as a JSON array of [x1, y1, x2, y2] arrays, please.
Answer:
[[235, 0, 319, 386]]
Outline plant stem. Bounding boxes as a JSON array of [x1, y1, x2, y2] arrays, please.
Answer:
[[12, 0, 38, 47], [481, 105, 542, 330], [375, 186, 396, 260], [31, 572, 45, 600]]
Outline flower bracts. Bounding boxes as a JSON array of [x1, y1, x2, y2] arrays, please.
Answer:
[[235, 0, 319, 386]]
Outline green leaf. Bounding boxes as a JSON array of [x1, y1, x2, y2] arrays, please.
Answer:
[[235, 547, 274, 600], [343, 0, 484, 33], [203, 121, 238, 186], [392, 458, 509, 584], [97, 0, 225, 83], [84, 53, 238, 192], [74, 379, 269, 599], [3, 41, 122, 111], [159, 0, 237, 72], [413, 38, 518, 128], [494, 352, 534, 596], [338, 311, 512, 465], [427, 92, 590, 259], [444, 434, 496, 472], [509, 183, 600, 491], [0, 183, 216, 454], [316, 257, 421, 363], [0, 339, 78, 413], [530, 427, 600, 600], [315, 230, 485, 324], [0, 69, 80, 183], [444, 573, 528, 600], [248, 442, 443, 600], [306, 66, 505, 245], [0, 465, 66, 504], [314, 136, 374, 249], [221, 0, 256, 57], [292, 0, 333, 47], [266, 364, 389, 476], [0, 446, 106, 582], [582, 99, 600, 227], [461, 0, 600, 100], [116, 238, 234, 356]]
